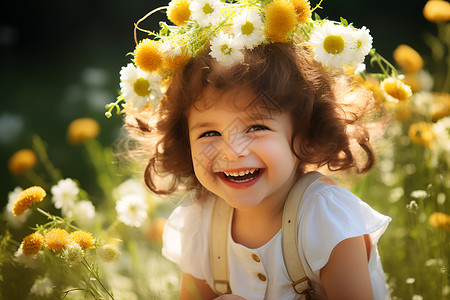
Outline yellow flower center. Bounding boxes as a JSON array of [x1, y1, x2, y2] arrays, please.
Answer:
[[241, 21, 255, 35], [323, 35, 345, 55], [356, 39, 362, 49], [221, 44, 232, 55], [134, 78, 151, 97], [202, 3, 214, 14], [384, 82, 410, 101]]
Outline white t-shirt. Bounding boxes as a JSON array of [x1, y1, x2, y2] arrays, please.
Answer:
[[162, 181, 391, 300]]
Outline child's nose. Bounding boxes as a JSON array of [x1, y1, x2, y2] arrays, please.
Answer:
[[219, 133, 250, 161]]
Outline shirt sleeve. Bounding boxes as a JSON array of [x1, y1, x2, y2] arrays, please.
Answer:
[[299, 182, 391, 274], [162, 197, 212, 280]]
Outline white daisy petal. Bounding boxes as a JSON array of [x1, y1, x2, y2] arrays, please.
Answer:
[[189, 0, 223, 26], [209, 31, 243, 66], [309, 21, 357, 69], [350, 26, 373, 65], [119, 64, 163, 110], [115, 194, 149, 228], [233, 9, 264, 49]]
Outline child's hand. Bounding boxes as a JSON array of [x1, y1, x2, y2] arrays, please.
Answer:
[[214, 295, 246, 300]]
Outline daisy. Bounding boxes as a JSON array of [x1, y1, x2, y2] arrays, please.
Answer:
[[119, 63, 163, 110], [189, 0, 223, 26], [51, 178, 79, 211], [115, 194, 149, 228], [380, 77, 412, 103], [209, 31, 243, 66], [309, 21, 357, 69], [233, 9, 264, 49], [70, 200, 96, 226], [350, 26, 373, 66]]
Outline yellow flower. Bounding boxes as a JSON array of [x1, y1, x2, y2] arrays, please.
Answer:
[[68, 230, 96, 250], [393, 44, 423, 73], [380, 77, 413, 103], [167, 0, 191, 26], [21, 233, 44, 255], [8, 149, 37, 176], [289, 0, 311, 24], [408, 121, 434, 147], [163, 48, 191, 71], [44, 228, 70, 252], [12, 186, 46, 216], [134, 39, 163, 73], [431, 92, 450, 121], [264, 0, 298, 42], [67, 118, 100, 145], [423, 0, 450, 23], [429, 212, 450, 231]]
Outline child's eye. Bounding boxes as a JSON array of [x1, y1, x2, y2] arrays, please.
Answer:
[[199, 131, 221, 138], [247, 125, 268, 133]]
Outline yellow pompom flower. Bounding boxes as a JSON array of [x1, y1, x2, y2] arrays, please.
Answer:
[[163, 48, 191, 71], [429, 212, 450, 231], [167, 0, 191, 26], [67, 118, 100, 145], [393, 44, 423, 73], [134, 39, 163, 73], [380, 77, 413, 103], [423, 0, 450, 23], [264, 0, 298, 42], [68, 230, 96, 251], [431, 92, 450, 121], [8, 149, 37, 176], [12, 186, 46, 216], [408, 121, 434, 147], [21, 233, 45, 256], [44, 228, 70, 252], [289, 0, 311, 24]]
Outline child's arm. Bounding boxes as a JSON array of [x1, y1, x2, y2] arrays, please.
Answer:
[[180, 272, 218, 300], [320, 235, 374, 300]]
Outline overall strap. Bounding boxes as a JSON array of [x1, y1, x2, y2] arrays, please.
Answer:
[[282, 171, 325, 295], [209, 197, 233, 295]]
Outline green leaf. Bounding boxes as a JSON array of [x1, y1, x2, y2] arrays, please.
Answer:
[[340, 17, 348, 26]]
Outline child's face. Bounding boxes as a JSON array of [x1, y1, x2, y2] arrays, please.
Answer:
[[187, 87, 299, 210]]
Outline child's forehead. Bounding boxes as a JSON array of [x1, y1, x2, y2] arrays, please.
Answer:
[[192, 86, 282, 118]]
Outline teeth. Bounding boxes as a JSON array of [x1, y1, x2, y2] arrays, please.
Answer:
[[224, 169, 258, 177]]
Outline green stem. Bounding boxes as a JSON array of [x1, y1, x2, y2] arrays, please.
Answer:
[[32, 135, 62, 183], [82, 258, 115, 300], [36, 208, 83, 231]]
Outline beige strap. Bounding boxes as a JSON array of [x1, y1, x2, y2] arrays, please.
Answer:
[[282, 171, 325, 294], [209, 197, 233, 295]]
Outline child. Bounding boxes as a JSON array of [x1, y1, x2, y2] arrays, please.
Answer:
[[117, 1, 394, 299]]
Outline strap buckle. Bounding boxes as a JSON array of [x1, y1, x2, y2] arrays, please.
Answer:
[[292, 277, 312, 294], [214, 280, 231, 295]]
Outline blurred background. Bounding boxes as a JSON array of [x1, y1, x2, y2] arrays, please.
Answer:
[[0, 0, 433, 205], [1, 0, 449, 299]]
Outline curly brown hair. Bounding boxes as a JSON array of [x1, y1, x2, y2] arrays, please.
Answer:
[[124, 41, 379, 195]]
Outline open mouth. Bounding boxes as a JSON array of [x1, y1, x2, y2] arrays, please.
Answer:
[[222, 168, 261, 183]]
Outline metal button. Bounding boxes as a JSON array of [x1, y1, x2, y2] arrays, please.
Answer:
[[252, 253, 260, 262], [257, 273, 266, 281]]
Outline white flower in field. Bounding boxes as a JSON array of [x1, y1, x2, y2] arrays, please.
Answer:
[[98, 244, 121, 263], [71, 200, 96, 226], [406, 200, 418, 212], [51, 178, 79, 210], [405, 277, 415, 284], [119, 63, 163, 110], [233, 9, 264, 49], [14, 245, 42, 269], [116, 194, 149, 227], [209, 31, 243, 67], [5, 187, 30, 228], [353, 63, 366, 75], [30, 277, 53, 296], [349, 26, 372, 65], [189, 0, 223, 26], [114, 178, 147, 200], [412, 295, 423, 300], [432, 116, 450, 166], [62, 243, 84, 266], [410, 190, 428, 200], [309, 21, 357, 68]]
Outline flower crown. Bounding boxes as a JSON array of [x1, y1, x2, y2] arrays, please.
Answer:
[[106, 0, 406, 117]]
